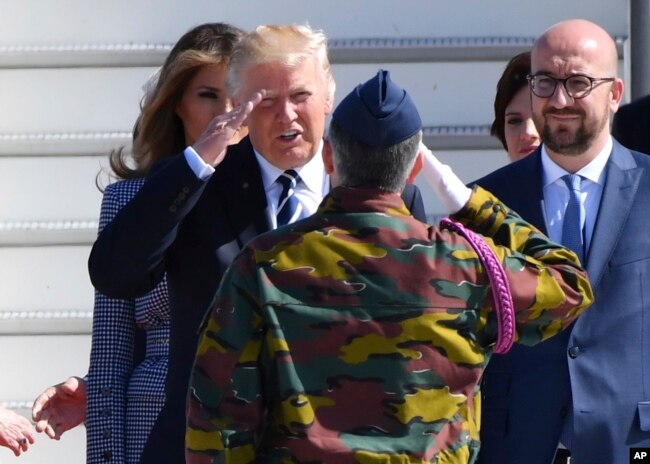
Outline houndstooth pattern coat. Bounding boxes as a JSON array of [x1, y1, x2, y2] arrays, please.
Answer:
[[86, 178, 170, 464]]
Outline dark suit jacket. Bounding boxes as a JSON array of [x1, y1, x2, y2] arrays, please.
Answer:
[[474, 141, 650, 464], [88, 136, 426, 464], [612, 94, 650, 155]]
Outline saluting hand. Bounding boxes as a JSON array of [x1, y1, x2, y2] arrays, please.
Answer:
[[192, 90, 265, 167]]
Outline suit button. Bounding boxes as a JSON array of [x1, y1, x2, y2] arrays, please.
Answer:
[[182, 186, 190, 194], [169, 205, 177, 213], [560, 406, 568, 417], [103, 450, 112, 461], [568, 346, 581, 358]]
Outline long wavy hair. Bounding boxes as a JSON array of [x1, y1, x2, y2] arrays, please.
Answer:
[[105, 22, 245, 184]]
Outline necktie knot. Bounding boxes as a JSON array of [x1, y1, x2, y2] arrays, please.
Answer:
[[276, 169, 301, 226], [276, 170, 300, 199], [563, 173, 582, 193]]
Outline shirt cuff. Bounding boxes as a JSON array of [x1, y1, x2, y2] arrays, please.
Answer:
[[184, 146, 215, 181]]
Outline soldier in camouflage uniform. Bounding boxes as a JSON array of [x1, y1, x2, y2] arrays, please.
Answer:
[[186, 70, 593, 464]]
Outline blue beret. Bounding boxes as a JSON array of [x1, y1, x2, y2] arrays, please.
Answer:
[[332, 69, 422, 147]]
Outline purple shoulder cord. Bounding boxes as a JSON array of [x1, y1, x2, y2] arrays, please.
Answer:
[[440, 218, 515, 354]]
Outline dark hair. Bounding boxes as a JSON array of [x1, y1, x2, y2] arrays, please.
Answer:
[[328, 119, 421, 192], [107, 22, 245, 182], [491, 51, 531, 150]]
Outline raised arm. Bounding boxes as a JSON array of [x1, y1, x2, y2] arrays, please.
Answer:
[[89, 94, 262, 299], [451, 185, 593, 345], [420, 144, 592, 345]]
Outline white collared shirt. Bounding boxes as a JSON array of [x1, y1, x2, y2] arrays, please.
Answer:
[[541, 136, 612, 256], [183, 143, 329, 229], [255, 142, 330, 228]]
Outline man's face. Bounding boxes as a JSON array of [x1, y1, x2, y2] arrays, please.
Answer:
[[237, 56, 333, 170], [530, 46, 615, 157]]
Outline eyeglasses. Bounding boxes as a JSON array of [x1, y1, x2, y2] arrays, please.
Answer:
[[527, 73, 615, 99]]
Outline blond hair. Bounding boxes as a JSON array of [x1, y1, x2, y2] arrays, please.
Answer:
[[226, 24, 335, 103]]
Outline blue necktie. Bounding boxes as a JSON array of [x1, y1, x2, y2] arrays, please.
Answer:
[[561, 174, 584, 263], [558, 173, 584, 452], [276, 169, 301, 227]]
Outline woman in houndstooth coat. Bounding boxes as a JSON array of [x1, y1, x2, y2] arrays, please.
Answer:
[[86, 177, 170, 463], [31, 22, 246, 464]]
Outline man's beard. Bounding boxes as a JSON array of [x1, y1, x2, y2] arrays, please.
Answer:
[[536, 107, 607, 155]]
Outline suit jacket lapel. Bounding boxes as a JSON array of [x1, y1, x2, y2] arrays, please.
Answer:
[[473, 150, 547, 233], [518, 151, 548, 234], [220, 137, 273, 249], [586, 142, 642, 289], [493, 150, 547, 233]]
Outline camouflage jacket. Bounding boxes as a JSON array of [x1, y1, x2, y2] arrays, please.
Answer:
[[186, 186, 593, 464]]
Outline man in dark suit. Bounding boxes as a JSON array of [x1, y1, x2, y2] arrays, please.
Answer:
[[88, 24, 425, 464], [612, 93, 650, 155], [475, 19, 650, 464]]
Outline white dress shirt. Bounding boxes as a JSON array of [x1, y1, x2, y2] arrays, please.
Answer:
[[541, 136, 612, 256], [254, 144, 329, 228], [183, 143, 329, 228]]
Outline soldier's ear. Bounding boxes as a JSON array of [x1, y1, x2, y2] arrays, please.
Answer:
[[407, 152, 424, 184], [322, 140, 334, 175]]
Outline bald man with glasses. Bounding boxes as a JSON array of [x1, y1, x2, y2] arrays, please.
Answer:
[[473, 19, 650, 464]]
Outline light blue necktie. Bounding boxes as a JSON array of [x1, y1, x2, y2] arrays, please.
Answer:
[[558, 173, 584, 452], [276, 169, 301, 227], [561, 174, 584, 263]]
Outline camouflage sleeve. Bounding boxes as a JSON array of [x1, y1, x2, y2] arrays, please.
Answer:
[[451, 186, 594, 345], [185, 251, 263, 464]]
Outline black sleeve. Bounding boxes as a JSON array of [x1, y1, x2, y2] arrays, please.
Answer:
[[88, 153, 208, 299]]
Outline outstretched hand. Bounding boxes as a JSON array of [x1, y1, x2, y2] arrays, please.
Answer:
[[192, 90, 265, 167], [32, 376, 87, 440], [0, 407, 35, 456]]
